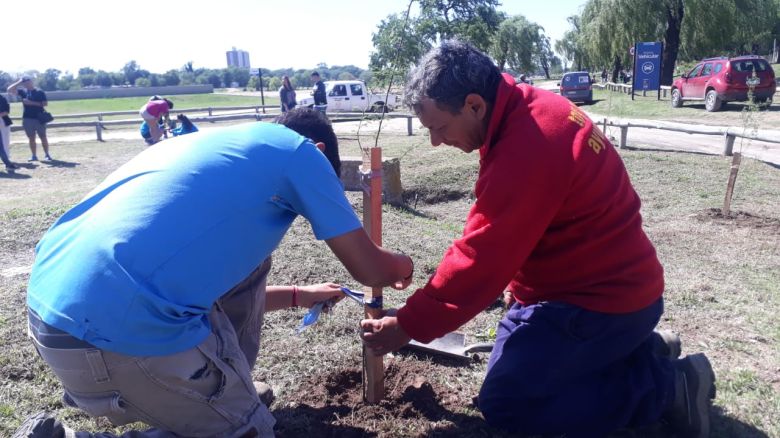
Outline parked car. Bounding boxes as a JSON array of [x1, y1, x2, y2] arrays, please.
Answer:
[[558, 71, 593, 104], [670, 55, 775, 112], [297, 80, 398, 112]]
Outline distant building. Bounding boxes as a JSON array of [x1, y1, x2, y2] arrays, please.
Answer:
[[226, 47, 250, 69]]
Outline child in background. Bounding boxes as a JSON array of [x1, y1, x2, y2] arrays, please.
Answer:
[[140, 119, 166, 145], [139, 98, 173, 143], [171, 114, 198, 136]]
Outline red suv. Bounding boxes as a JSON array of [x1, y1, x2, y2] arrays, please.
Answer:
[[670, 55, 775, 111]]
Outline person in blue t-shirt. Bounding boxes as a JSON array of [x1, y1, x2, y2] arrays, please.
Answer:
[[16, 108, 414, 438], [139, 119, 167, 145]]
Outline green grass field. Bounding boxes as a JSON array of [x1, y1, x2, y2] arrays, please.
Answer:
[[0, 121, 778, 436], [8, 93, 279, 120], [588, 87, 779, 126]]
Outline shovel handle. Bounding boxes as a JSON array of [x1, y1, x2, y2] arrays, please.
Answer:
[[463, 342, 495, 354]]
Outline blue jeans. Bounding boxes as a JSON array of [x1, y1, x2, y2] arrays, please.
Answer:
[[0, 142, 11, 167], [479, 298, 675, 437]]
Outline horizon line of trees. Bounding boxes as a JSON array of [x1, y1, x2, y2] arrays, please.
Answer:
[[0, 61, 374, 93]]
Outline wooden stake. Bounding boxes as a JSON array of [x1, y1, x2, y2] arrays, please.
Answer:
[[723, 152, 742, 217], [361, 147, 384, 403]]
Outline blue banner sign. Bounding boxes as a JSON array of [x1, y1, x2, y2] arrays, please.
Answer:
[[632, 41, 663, 93]]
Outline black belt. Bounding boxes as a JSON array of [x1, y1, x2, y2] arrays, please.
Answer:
[[28, 308, 96, 350]]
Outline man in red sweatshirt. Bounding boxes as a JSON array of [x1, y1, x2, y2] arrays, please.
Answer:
[[361, 40, 715, 437]]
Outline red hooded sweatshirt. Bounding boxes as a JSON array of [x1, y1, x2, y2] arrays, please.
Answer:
[[397, 73, 664, 343]]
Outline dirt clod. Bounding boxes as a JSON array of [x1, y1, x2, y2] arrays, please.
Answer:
[[273, 359, 487, 437], [696, 208, 780, 232]]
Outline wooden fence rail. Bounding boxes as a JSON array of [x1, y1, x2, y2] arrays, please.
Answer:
[[9, 111, 418, 141], [9, 105, 281, 122], [601, 118, 780, 156], [593, 82, 672, 98]]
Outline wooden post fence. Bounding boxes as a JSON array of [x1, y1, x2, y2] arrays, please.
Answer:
[[723, 133, 736, 156], [619, 126, 628, 148]]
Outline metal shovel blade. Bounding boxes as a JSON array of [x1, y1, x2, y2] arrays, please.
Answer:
[[404, 332, 494, 361]]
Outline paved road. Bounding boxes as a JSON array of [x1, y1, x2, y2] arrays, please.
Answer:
[[586, 111, 780, 166]]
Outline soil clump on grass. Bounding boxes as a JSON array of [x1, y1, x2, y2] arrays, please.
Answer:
[[697, 208, 780, 232], [273, 358, 489, 437]]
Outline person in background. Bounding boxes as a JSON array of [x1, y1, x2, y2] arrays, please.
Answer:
[[139, 97, 173, 144], [360, 39, 715, 438], [13, 108, 413, 438], [171, 113, 198, 136], [7, 77, 51, 162], [279, 75, 297, 113], [601, 68, 608, 83], [311, 71, 327, 107], [0, 93, 18, 173], [139, 119, 167, 145]]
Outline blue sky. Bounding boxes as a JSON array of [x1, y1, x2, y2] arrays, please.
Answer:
[[5, 0, 587, 75]]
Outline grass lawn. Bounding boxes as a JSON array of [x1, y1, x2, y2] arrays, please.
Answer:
[[8, 93, 279, 121], [587, 88, 780, 127], [0, 125, 778, 437]]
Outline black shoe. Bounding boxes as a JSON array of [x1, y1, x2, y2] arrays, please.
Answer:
[[666, 353, 716, 438], [11, 412, 66, 438], [650, 329, 682, 360]]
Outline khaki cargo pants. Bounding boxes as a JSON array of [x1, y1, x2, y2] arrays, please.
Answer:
[[28, 259, 275, 437]]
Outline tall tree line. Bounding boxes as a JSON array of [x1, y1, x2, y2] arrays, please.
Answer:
[[0, 62, 371, 93], [557, 0, 779, 85]]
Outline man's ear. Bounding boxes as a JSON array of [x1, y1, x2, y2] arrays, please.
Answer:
[[463, 93, 488, 121], [314, 142, 326, 152]]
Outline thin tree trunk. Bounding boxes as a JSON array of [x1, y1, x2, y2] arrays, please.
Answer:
[[661, 0, 684, 86], [612, 55, 622, 83]]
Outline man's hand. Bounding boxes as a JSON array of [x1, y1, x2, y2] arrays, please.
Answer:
[[360, 310, 411, 356], [502, 290, 515, 308]]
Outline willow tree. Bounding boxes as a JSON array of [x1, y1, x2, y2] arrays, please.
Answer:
[[578, 0, 683, 85], [677, 0, 777, 60], [492, 15, 553, 76], [556, 15, 592, 72]]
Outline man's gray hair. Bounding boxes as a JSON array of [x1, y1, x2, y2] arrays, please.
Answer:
[[403, 39, 502, 114]]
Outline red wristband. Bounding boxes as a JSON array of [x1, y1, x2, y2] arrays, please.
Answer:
[[292, 285, 298, 307]]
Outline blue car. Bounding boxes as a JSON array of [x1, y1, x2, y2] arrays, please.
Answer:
[[558, 71, 593, 104]]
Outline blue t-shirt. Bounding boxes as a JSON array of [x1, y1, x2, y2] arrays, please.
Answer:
[[139, 120, 164, 139], [28, 122, 362, 356]]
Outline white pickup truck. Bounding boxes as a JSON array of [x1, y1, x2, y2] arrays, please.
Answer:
[[297, 80, 399, 112]]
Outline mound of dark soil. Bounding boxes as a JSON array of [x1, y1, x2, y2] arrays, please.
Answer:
[[273, 359, 487, 437], [696, 208, 780, 232]]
